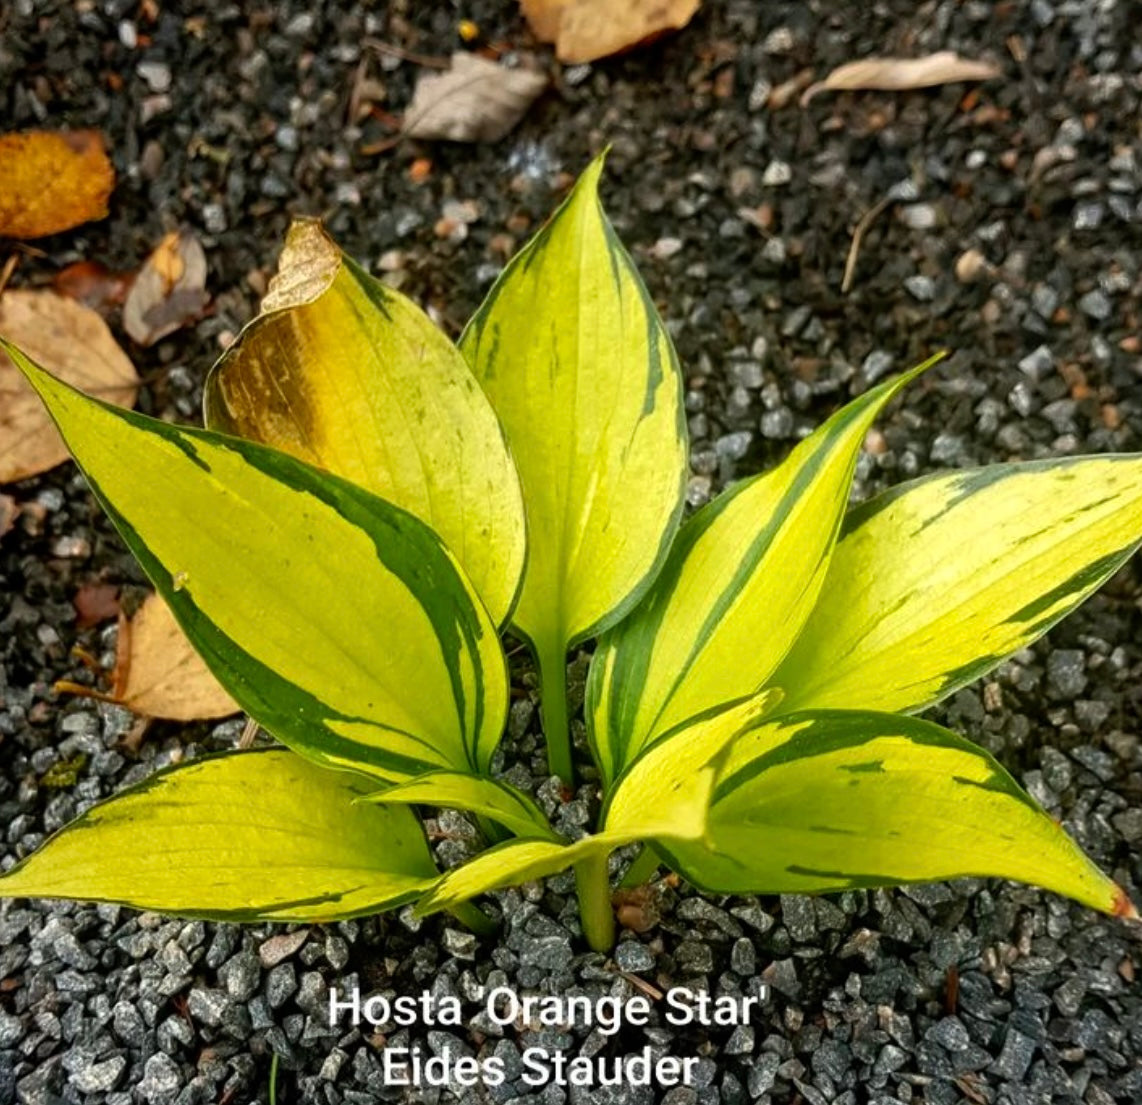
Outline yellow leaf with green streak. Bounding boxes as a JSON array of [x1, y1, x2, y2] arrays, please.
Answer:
[[587, 357, 943, 784], [4, 342, 507, 784], [0, 750, 437, 921], [602, 688, 784, 840], [416, 836, 612, 916], [656, 710, 1134, 917], [361, 770, 557, 841], [417, 692, 785, 915], [774, 457, 1142, 713], [459, 155, 688, 773], [204, 219, 525, 627]]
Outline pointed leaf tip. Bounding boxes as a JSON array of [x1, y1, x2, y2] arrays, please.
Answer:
[[1112, 885, 1140, 921]]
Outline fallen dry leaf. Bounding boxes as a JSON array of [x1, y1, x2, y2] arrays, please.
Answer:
[[115, 593, 240, 720], [0, 493, 17, 539], [53, 260, 136, 317], [802, 51, 1001, 105], [521, 0, 700, 64], [0, 130, 115, 240], [122, 229, 209, 346], [403, 53, 548, 143], [73, 582, 121, 629], [0, 289, 140, 483]]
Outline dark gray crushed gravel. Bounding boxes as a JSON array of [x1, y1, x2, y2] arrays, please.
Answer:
[[2, 1, 1142, 1103]]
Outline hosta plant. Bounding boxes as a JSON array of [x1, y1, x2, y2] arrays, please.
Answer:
[[1, 156, 1140, 953]]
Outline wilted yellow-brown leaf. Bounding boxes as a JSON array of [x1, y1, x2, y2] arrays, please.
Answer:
[[114, 594, 240, 721], [520, 0, 700, 64], [0, 130, 115, 240], [0, 289, 139, 483]]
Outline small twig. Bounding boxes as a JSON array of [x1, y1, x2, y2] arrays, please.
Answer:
[[617, 971, 664, 1001], [238, 716, 259, 749], [0, 253, 18, 296], [841, 195, 894, 293], [362, 37, 449, 70]]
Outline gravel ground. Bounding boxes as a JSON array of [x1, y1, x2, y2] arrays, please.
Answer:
[[2, 1, 1142, 1103]]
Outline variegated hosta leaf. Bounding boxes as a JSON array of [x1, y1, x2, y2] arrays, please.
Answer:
[[416, 836, 617, 916], [204, 219, 526, 628], [602, 688, 784, 839], [0, 750, 437, 921], [361, 770, 558, 841], [459, 154, 687, 663], [5, 344, 507, 784], [418, 691, 786, 916], [657, 710, 1133, 917], [587, 356, 942, 784], [774, 457, 1142, 714]]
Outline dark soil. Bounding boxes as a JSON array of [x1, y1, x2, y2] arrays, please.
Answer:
[[1, 2, 1141, 1104]]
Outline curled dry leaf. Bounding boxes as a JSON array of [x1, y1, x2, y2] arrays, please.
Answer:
[[520, 0, 701, 64], [802, 51, 1002, 106], [0, 289, 139, 483], [122, 229, 209, 346], [0, 130, 115, 240], [403, 52, 548, 143], [114, 594, 240, 721]]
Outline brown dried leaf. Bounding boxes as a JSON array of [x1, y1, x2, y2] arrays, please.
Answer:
[[0, 130, 115, 240], [521, 0, 701, 64], [73, 582, 121, 629], [122, 230, 209, 346], [116, 593, 240, 721], [0, 493, 17, 539], [802, 51, 1002, 105], [53, 260, 136, 317], [0, 289, 140, 483], [403, 53, 548, 143]]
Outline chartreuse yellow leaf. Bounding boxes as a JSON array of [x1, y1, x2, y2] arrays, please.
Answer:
[[459, 154, 687, 781], [587, 356, 943, 785], [655, 710, 1133, 917], [603, 688, 784, 840], [204, 219, 525, 627], [773, 457, 1142, 714], [3, 342, 507, 784], [0, 750, 437, 921], [417, 837, 612, 917], [417, 690, 785, 917], [361, 770, 558, 841]]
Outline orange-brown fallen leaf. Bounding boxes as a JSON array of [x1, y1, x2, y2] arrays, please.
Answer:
[[122, 229, 209, 346], [0, 289, 140, 483], [520, 0, 700, 64], [58, 594, 239, 721], [801, 51, 1002, 105], [0, 130, 115, 240], [113, 594, 240, 720]]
